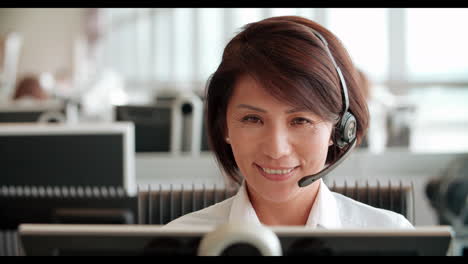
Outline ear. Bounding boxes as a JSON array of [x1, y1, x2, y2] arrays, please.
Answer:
[[329, 126, 335, 146], [225, 129, 230, 144], [224, 125, 231, 144]]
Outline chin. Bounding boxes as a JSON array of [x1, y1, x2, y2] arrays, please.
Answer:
[[254, 180, 303, 203]]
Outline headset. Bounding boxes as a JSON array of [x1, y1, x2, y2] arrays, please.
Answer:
[[298, 29, 358, 188]]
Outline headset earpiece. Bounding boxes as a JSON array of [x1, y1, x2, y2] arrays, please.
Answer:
[[335, 111, 357, 149]]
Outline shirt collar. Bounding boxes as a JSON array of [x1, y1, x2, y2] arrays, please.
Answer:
[[305, 179, 342, 229], [228, 179, 342, 228], [228, 180, 262, 225]]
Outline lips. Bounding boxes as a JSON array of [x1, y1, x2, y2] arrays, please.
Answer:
[[254, 163, 299, 182]]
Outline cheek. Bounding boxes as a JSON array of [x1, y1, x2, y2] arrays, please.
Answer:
[[297, 139, 328, 159], [228, 127, 258, 159], [226, 125, 266, 180], [296, 127, 332, 167]]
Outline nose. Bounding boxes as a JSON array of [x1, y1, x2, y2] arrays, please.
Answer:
[[260, 125, 292, 160]]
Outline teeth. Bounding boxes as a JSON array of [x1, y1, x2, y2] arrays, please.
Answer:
[[262, 167, 294, 174]]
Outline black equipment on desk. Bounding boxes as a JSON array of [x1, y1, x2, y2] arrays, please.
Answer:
[[426, 156, 468, 226], [0, 188, 138, 229], [426, 155, 468, 256]]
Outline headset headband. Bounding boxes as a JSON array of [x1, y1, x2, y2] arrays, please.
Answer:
[[309, 29, 350, 116]]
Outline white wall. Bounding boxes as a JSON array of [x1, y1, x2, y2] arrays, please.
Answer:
[[0, 8, 85, 79]]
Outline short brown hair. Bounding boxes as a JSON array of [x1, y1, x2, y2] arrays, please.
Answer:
[[205, 16, 369, 184], [358, 69, 372, 100]]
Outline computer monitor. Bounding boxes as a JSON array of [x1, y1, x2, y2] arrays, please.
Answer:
[[18, 224, 453, 256], [0, 100, 68, 123], [272, 226, 453, 256], [0, 123, 138, 228], [0, 122, 136, 196], [115, 95, 203, 156], [115, 104, 172, 152]]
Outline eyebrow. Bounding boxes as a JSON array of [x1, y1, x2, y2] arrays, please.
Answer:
[[237, 104, 266, 113], [236, 104, 309, 114]]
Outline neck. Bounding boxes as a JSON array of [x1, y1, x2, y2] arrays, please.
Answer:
[[247, 181, 320, 226]]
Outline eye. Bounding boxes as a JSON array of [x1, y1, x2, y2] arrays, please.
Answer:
[[241, 115, 262, 124], [291, 117, 313, 126]]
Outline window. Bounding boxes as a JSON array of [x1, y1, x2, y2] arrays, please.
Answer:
[[197, 8, 224, 84], [98, 8, 323, 89], [120, 21, 137, 79], [231, 8, 263, 39], [173, 8, 194, 86], [406, 8, 468, 83], [152, 8, 171, 83], [135, 9, 152, 81], [327, 8, 388, 83], [270, 8, 298, 17]]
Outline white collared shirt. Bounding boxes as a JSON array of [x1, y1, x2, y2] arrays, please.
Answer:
[[164, 179, 414, 229]]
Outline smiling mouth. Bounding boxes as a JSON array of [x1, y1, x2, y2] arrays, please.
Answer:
[[254, 164, 299, 181], [261, 167, 294, 174]]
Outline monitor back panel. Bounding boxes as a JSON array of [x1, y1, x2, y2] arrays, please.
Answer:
[[115, 105, 171, 152], [1, 134, 124, 187], [0, 124, 136, 228]]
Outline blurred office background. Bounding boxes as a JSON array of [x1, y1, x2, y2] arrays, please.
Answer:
[[2, 8, 468, 151], [1, 8, 468, 228]]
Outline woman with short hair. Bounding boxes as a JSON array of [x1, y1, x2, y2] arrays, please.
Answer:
[[165, 16, 413, 229]]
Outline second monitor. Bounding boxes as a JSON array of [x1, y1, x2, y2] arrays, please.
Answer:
[[0, 122, 136, 196], [115, 104, 172, 152]]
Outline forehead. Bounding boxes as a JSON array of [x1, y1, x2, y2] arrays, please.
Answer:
[[226, 74, 337, 123], [229, 74, 288, 109]]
